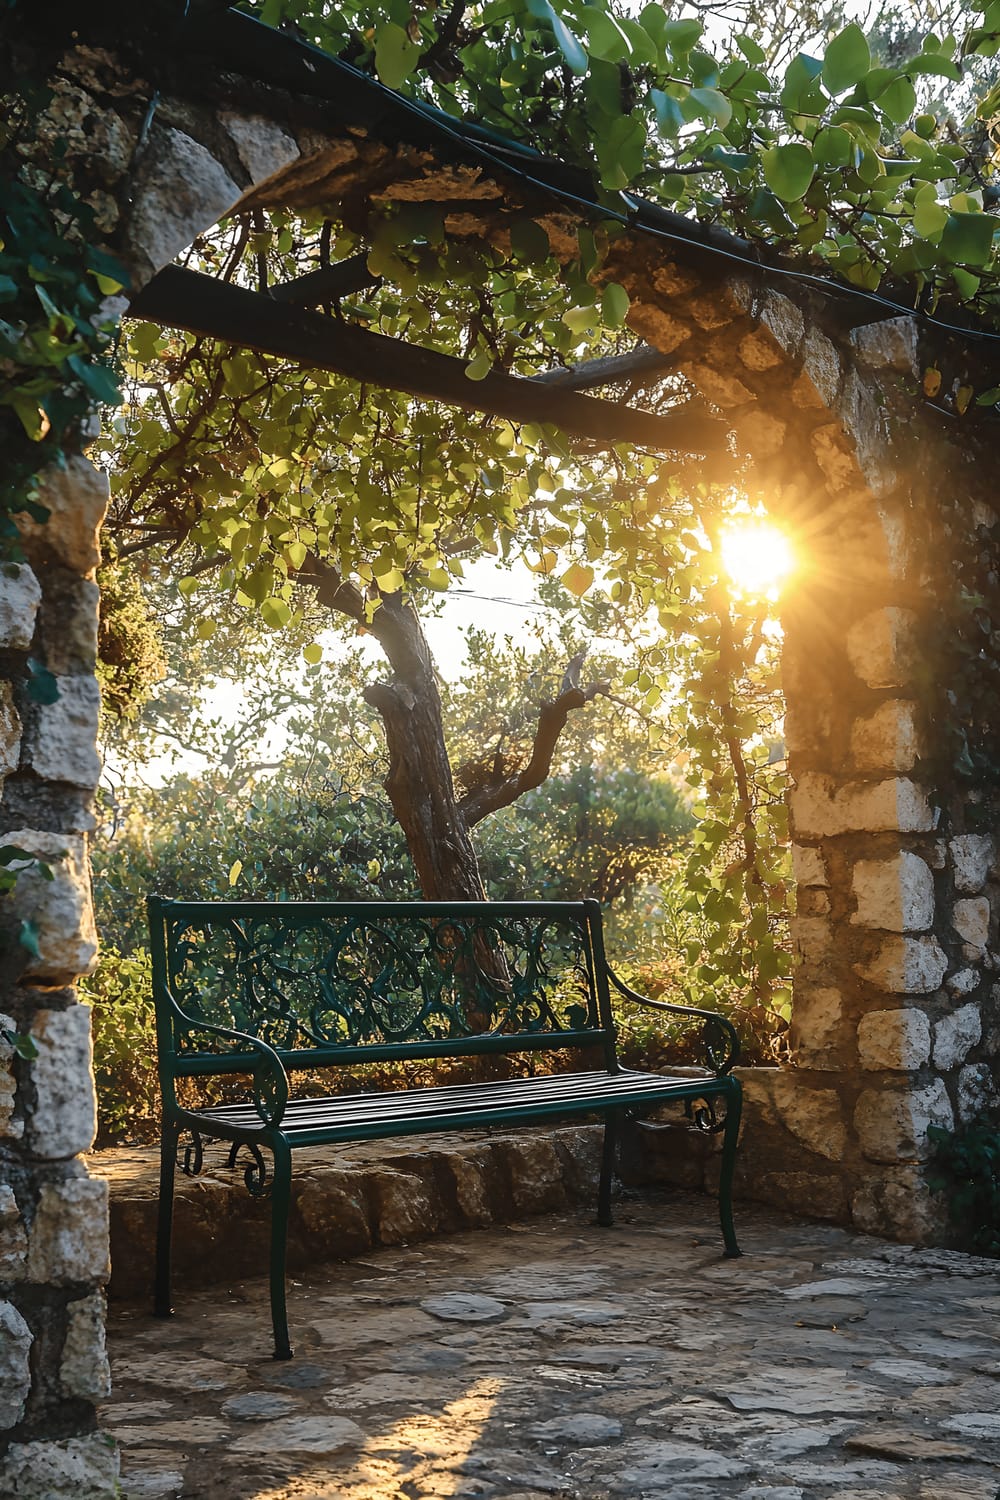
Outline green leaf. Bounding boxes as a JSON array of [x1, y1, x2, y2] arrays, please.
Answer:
[[650, 89, 684, 138], [601, 282, 630, 328], [662, 18, 702, 55], [302, 643, 323, 664], [374, 23, 421, 91], [509, 218, 550, 264], [228, 859, 243, 887], [561, 562, 595, 596], [876, 75, 917, 124], [688, 86, 732, 127], [18, 919, 40, 958], [761, 142, 814, 203], [941, 211, 996, 267], [25, 659, 59, 705], [824, 24, 871, 93], [465, 348, 493, 381], [904, 54, 962, 81], [525, 0, 588, 74], [597, 113, 646, 189]]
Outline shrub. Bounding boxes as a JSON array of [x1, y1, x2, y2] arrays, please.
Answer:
[[928, 1115, 1000, 1257], [82, 947, 160, 1145]]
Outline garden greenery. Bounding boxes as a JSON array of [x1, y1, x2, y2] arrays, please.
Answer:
[[4, 2, 1000, 1111]]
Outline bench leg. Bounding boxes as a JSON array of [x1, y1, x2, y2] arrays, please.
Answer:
[[269, 1137, 293, 1360], [597, 1110, 619, 1227], [154, 1120, 179, 1317], [718, 1082, 742, 1259]]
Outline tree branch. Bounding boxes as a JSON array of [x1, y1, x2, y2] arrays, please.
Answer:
[[128, 266, 726, 454], [459, 679, 610, 827]]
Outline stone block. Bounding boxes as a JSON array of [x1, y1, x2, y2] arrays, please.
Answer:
[[687, 361, 754, 408], [789, 987, 845, 1069], [759, 290, 805, 353], [60, 1293, 111, 1401], [798, 327, 841, 408], [127, 126, 241, 278], [443, 1147, 495, 1228], [854, 935, 948, 994], [0, 565, 41, 651], [851, 852, 934, 932], [737, 329, 782, 371], [850, 699, 920, 772], [951, 834, 994, 893], [368, 1169, 440, 1246], [0, 1185, 27, 1281], [811, 423, 858, 490], [0, 683, 22, 778], [295, 1168, 372, 1257], [28, 1004, 97, 1160], [3, 832, 97, 984], [953, 897, 990, 952], [957, 1062, 1000, 1124], [790, 914, 831, 962], [934, 1003, 982, 1071], [0, 1433, 119, 1498], [841, 368, 895, 495], [22, 675, 102, 790], [496, 1134, 569, 1215], [0, 1301, 32, 1429], [792, 846, 827, 888], [791, 771, 933, 838], [854, 1080, 953, 1163], [38, 578, 100, 675], [0, 1014, 21, 1140], [19, 456, 108, 575], [845, 607, 918, 689], [946, 967, 980, 998], [220, 111, 299, 186], [849, 316, 918, 374], [26, 1175, 110, 1285], [752, 1171, 847, 1221], [857, 1008, 931, 1070], [734, 408, 786, 458], [771, 1080, 848, 1161], [850, 1165, 948, 1242]]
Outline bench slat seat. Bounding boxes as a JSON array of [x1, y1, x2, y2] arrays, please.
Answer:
[[149, 896, 743, 1359], [187, 1067, 716, 1143]]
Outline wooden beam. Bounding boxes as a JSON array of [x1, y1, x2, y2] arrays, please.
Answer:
[[529, 345, 678, 392], [269, 255, 380, 305], [129, 266, 726, 454]]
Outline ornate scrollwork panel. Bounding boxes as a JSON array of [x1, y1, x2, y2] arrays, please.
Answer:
[[166, 908, 602, 1050]]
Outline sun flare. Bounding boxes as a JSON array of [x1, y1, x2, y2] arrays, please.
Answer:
[[720, 521, 795, 597]]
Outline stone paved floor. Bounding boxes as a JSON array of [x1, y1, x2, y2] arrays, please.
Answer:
[[104, 1189, 1000, 1500]]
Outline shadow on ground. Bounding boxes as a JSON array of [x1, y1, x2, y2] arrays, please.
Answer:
[[104, 1189, 1000, 1500]]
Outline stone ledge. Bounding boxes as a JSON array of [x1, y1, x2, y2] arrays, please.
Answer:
[[91, 1126, 612, 1300]]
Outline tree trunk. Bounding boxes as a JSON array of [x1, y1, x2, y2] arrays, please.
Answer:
[[361, 593, 487, 902]]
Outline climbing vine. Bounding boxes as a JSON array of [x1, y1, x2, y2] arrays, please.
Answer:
[[7, 0, 1000, 1038]]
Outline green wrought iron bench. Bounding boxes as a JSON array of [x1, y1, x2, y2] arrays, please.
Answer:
[[149, 896, 742, 1358]]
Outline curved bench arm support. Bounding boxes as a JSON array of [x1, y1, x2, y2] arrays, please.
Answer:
[[605, 966, 740, 1076]]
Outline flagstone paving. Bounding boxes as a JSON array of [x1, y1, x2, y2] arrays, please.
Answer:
[[103, 1189, 1000, 1499]]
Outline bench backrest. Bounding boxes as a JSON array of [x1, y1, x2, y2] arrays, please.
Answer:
[[149, 898, 618, 1075]]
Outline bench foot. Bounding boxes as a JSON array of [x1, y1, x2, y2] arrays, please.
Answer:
[[269, 1137, 293, 1361], [597, 1109, 619, 1228], [718, 1080, 743, 1261]]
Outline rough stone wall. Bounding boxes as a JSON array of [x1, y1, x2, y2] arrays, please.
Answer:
[[0, 456, 116, 1492], [615, 254, 998, 1243], [2, 27, 997, 1494]]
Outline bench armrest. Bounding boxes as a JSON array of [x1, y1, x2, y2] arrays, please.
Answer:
[[166, 996, 290, 1128], [606, 966, 740, 1076]]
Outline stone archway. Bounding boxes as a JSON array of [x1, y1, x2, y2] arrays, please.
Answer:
[[1, 20, 997, 1494]]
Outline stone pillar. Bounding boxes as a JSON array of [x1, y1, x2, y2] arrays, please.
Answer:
[[0, 451, 116, 1493]]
